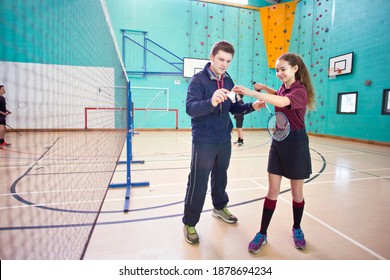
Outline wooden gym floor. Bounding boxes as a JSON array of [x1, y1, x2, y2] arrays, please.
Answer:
[[1, 130, 389, 260]]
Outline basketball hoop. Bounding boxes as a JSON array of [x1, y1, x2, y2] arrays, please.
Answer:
[[328, 68, 341, 79]]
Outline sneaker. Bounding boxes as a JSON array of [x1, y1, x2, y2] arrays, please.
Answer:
[[212, 207, 238, 224], [233, 139, 240, 145], [3, 142, 11, 146], [183, 225, 199, 244], [292, 228, 306, 249], [248, 232, 267, 253]]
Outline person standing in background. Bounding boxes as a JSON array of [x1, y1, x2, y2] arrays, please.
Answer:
[[233, 94, 245, 146], [0, 85, 12, 148]]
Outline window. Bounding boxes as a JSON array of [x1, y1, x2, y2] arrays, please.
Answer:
[[382, 89, 390, 115], [337, 92, 357, 114]]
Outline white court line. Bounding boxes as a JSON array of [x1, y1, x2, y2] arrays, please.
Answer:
[[1, 174, 388, 213], [321, 167, 390, 172], [127, 156, 267, 164], [309, 147, 365, 155], [249, 178, 386, 260], [0, 161, 121, 170], [0, 188, 106, 197], [0, 178, 263, 210], [128, 152, 313, 163], [316, 152, 366, 156], [309, 145, 389, 157], [303, 176, 390, 184], [0, 199, 122, 210], [122, 174, 389, 200], [2, 173, 387, 200], [0, 177, 387, 259]]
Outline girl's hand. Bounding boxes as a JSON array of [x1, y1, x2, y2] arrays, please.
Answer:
[[232, 85, 249, 96], [253, 83, 266, 92]]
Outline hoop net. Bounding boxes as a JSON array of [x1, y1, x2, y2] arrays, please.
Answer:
[[328, 68, 342, 79]]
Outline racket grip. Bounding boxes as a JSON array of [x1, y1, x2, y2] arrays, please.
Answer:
[[252, 81, 261, 92]]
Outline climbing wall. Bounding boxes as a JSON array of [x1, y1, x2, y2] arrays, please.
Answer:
[[259, 1, 297, 68]]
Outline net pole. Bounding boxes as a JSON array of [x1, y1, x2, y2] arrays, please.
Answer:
[[126, 81, 132, 187], [109, 81, 150, 212], [122, 82, 133, 212]]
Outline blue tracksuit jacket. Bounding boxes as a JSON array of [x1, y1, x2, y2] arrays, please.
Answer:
[[186, 62, 254, 143]]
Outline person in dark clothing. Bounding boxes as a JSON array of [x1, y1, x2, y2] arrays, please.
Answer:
[[183, 40, 265, 244], [0, 85, 12, 148], [233, 94, 245, 146]]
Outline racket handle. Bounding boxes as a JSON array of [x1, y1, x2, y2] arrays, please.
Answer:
[[252, 81, 269, 112], [252, 81, 261, 92]]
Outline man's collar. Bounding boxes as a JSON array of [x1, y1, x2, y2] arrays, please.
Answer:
[[207, 66, 230, 80]]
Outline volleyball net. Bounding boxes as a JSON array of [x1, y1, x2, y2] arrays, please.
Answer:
[[0, 0, 129, 259]]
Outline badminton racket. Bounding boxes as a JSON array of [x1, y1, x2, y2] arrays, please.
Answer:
[[251, 81, 290, 141], [264, 103, 290, 141]]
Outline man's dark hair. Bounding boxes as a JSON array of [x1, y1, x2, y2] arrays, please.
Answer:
[[210, 40, 235, 57]]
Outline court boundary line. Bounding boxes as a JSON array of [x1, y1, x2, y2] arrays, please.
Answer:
[[249, 179, 386, 260]]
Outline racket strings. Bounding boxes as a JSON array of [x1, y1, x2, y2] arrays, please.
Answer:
[[275, 114, 289, 130], [267, 112, 290, 141]]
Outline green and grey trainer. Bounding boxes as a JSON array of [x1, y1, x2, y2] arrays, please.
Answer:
[[212, 207, 238, 224], [183, 225, 199, 244]]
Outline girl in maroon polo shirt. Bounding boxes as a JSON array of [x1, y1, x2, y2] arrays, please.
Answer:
[[233, 53, 316, 253]]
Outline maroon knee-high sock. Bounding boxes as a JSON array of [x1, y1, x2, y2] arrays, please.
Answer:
[[259, 197, 277, 235], [292, 199, 305, 229]]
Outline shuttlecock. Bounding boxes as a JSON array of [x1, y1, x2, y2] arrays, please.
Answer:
[[227, 91, 236, 103]]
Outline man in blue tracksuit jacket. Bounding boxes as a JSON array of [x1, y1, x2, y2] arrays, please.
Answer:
[[183, 40, 264, 244]]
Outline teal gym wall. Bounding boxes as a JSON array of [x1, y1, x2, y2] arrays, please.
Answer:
[[0, 0, 389, 143], [0, 0, 129, 129], [106, 0, 390, 143]]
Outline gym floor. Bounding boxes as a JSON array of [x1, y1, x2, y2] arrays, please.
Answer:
[[83, 130, 390, 260], [1, 130, 389, 260]]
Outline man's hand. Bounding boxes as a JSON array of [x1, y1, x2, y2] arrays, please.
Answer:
[[252, 100, 266, 111], [211, 88, 229, 107]]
